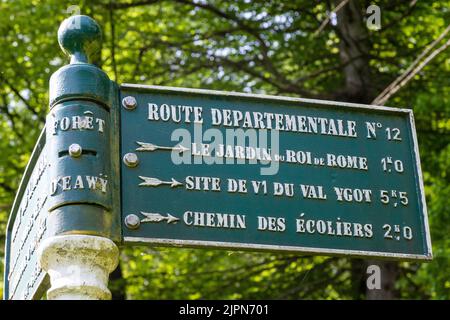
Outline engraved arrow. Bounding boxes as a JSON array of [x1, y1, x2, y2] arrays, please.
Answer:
[[140, 212, 180, 224], [138, 176, 183, 188], [136, 141, 189, 153]]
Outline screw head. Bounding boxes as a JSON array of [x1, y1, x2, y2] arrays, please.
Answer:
[[122, 96, 137, 110], [68, 143, 82, 158], [123, 152, 139, 167], [124, 214, 141, 230]]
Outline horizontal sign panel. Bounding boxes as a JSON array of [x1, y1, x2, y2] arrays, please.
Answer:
[[120, 84, 432, 260], [4, 129, 49, 300]]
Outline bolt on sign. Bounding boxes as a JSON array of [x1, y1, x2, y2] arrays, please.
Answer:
[[4, 15, 432, 300], [120, 85, 432, 261]]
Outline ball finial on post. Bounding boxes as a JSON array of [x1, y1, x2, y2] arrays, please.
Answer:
[[58, 15, 102, 64]]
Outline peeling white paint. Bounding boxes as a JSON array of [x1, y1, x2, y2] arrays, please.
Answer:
[[38, 235, 119, 300]]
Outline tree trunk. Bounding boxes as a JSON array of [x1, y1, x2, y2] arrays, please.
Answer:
[[335, 0, 399, 300], [335, 0, 372, 103], [110, 263, 126, 300], [365, 260, 399, 299]]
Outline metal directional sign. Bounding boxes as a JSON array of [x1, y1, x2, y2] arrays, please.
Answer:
[[3, 14, 433, 301], [120, 84, 432, 260], [4, 130, 50, 300]]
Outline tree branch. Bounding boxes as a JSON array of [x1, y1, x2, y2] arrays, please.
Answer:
[[373, 25, 450, 105], [314, 0, 350, 37], [109, 0, 159, 10], [0, 74, 43, 120]]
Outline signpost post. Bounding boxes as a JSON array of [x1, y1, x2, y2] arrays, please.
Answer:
[[3, 15, 432, 300], [4, 15, 120, 300]]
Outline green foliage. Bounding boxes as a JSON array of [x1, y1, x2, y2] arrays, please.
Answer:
[[120, 247, 352, 299], [0, 0, 449, 299]]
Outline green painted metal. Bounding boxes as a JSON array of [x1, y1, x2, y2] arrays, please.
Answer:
[[44, 15, 118, 239], [4, 129, 50, 299], [4, 14, 433, 300], [49, 63, 114, 108], [50, 16, 114, 108], [46, 101, 111, 212], [57, 15, 102, 64], [4, 15, 120, 300], [120, 85, 432, 261]]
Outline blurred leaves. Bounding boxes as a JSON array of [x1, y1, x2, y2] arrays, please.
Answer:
[[0, 0, 449, 299]]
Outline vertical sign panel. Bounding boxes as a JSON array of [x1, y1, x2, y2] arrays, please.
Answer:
[[4, 129, 50, 300]]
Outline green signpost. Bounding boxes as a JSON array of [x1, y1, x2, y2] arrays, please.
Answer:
[[120, 85, 431, 260], [3, 15, 432, 300]]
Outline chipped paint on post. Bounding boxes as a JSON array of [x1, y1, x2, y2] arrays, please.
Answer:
[[38, 235, 119, 300]]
